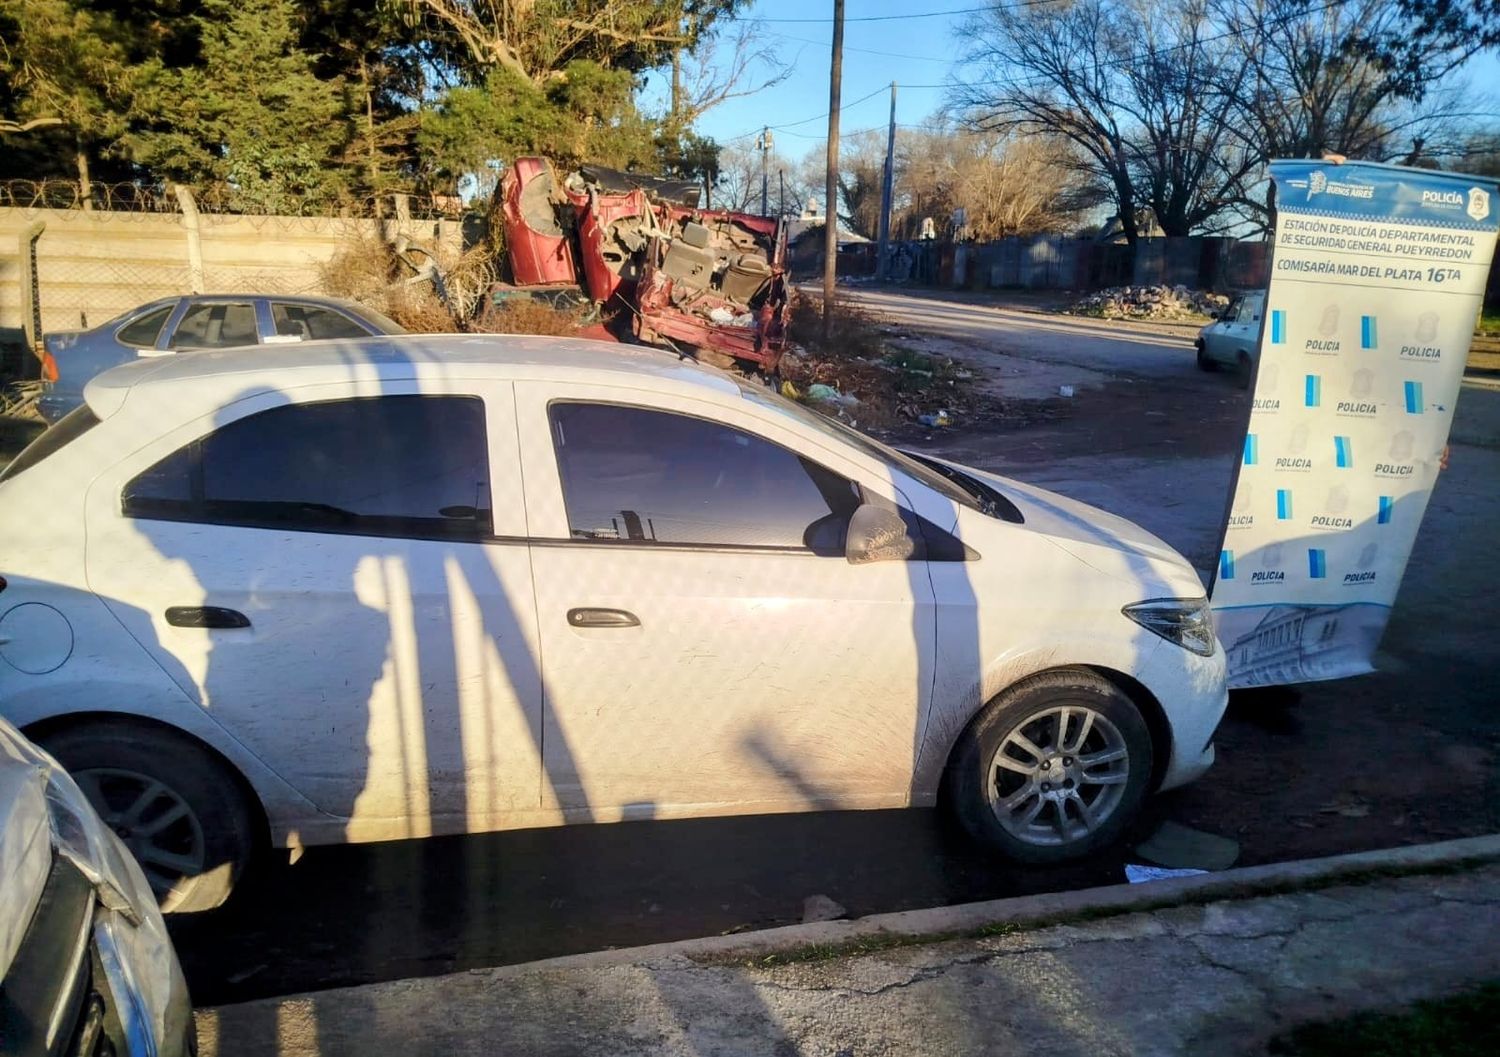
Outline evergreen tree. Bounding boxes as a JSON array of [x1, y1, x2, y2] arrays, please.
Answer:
[[130, 0, 347, 212]]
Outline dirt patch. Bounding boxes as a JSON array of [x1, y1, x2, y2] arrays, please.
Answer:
[[785, 291, 1010, 433]]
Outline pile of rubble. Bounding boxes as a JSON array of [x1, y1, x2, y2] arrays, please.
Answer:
[[1065, 285, 1228, 320]]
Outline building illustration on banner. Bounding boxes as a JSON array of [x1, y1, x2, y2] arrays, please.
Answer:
[[1211, 159, 1499, 688]]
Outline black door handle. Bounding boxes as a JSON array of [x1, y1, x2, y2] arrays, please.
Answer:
[[165, 606, 251, 629], [567, 608, 640, 629]]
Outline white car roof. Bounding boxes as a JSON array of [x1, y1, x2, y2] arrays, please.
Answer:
[[83, 334, 741, 419]]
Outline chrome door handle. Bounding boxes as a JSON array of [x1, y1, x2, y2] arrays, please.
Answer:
[[567, 608, 640, 629]]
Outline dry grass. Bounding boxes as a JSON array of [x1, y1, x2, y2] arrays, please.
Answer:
[[382, 287, 462, 332], [479, 297, 587, 337]]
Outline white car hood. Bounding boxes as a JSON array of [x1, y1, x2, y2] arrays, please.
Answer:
[[953, 463, 1206, 596]]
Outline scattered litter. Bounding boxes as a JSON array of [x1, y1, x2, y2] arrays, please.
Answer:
[[1125, 864, 1208, 884], [1065, 284, 1229, 321], [806, 383, 842, 403], [779, 380, 802, 400], [1058, 385, 1075, 398], [918, 409, 953, 428], [709, 307, 736, 324]]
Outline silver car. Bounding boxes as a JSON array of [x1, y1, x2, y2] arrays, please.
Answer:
[[1195, 290, 1266, 383], [0, 715, 194, 1056], [38, 294, 405, 423]]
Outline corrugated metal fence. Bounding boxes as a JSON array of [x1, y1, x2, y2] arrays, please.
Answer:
[[816, 235, 1273, 293]]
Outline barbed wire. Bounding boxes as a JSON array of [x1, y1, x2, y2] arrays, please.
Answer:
[[0, 179, 473, 222]]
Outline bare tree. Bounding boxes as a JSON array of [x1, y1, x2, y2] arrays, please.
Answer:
[[399, 1, 739, 84], [955, 0, 1256, 249], [667, 19, 791, 135], [1215, 0, 1478, 231], [900, 128, 1099, 241]]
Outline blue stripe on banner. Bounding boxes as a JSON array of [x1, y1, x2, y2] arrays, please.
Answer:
[[1220, 550, 1235, 580], [1271, 311, 1286, 344], [1308, 549, 1327, 579], [1304, 374, 1320, 407], [1243, 435, 1258, 465], [1334, 436, 1352, 468], [1277, 489, 1292, 519], [1378, 495, 1393, 524], [1404, 380, 1424, 414], [1361, 315, 1378, 349]]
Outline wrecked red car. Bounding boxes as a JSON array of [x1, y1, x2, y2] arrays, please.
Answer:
[[496, 158, 790, 373]]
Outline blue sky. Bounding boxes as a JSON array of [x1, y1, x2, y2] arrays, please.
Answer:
[[642, 1, 970, 152], [638, 0, 1500, 165]]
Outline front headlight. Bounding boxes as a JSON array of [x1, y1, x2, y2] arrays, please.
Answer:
[[44, 771, 151, 925], [1123, 597, 1219, 657]]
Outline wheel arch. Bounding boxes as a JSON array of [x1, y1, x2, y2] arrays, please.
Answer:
[[933, 662, 1174, 800], [23, 709, 272, 852]]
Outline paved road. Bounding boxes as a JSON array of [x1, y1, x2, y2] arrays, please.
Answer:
[[166, 291, 1500, 1006], [827, 287, 1201, 399]]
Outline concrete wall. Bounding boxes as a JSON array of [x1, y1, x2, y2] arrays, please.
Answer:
[[0, 207, 464, 341]]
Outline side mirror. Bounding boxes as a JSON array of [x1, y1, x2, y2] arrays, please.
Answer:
[[846, 502, 925, 565]]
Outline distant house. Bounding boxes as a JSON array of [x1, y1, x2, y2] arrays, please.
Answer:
[[786, 202, 871, 276]]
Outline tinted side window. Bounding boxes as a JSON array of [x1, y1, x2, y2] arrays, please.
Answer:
[[272, 303, 371, 340], [124, 396, 492, 540], [116, 306, 174, 349], [169, 303, 258, 349], [550, 403, 859, 553]]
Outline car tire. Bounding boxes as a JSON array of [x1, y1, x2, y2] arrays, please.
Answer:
[[1236, 352, 1254, 389], [946, 670, 1154, 865], [36, 720, 257, 913], [1195, 341, 1217, 372]]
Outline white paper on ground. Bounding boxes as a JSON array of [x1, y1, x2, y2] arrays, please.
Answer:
[[1125, 864, 1210, 884]]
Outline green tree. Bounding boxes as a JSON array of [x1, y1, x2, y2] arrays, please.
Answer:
[[129, 0, 347, 212], [417, 59, 654, 190], [0, 0, 138, 194]]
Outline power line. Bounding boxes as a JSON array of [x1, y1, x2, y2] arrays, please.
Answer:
[[764, 30, 957, 63], [754, 2, 1054, 24], [900, 0, 1351, 92]]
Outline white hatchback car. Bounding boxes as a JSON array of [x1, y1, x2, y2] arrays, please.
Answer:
[[0, 337, 1227, 910], [1195, 290, 1267, 381]]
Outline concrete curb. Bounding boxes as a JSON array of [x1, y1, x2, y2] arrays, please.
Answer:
[[455, 834, 1500, 980]]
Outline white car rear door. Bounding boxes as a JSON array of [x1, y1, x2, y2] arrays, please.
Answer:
[[84, 380, 544, 842]]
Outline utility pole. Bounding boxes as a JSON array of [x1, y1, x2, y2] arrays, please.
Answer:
[[779, 169, 786, 218], [876, 81, 897, 282], [822, 0, 845, 341], [755, 126, 773, 216]]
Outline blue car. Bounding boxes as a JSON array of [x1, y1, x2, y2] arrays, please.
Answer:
[[39, 294, 406, 423]]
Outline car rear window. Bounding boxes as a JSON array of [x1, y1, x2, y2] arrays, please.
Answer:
[[115, 305, 174, 349], [0, 405, 101, 483]]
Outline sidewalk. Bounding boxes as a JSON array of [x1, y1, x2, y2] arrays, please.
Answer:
[[197, 836, 1500, 1057]]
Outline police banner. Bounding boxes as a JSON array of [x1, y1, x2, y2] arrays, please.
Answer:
[[1212, 160, 1498, 688]]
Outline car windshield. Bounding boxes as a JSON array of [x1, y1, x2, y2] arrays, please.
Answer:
[[734, 379, 986, 514]]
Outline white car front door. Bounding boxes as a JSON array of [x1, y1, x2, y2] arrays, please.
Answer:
[[514, 382, 940, 821], [84, 383, 545, 843]]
